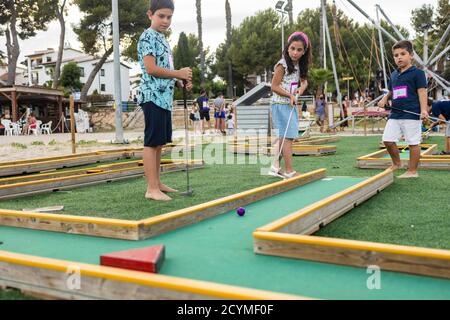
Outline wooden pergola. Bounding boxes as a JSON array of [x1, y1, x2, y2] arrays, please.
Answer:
[[0, 85, 65, 132]]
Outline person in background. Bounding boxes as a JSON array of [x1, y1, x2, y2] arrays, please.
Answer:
[[197, 89, 211, 134], [315, 95, 326, 133], [0, 114, 5, 135], [226, 107, 235, 136]]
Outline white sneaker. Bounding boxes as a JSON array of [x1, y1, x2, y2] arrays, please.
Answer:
[[283, 171, 298, 179], [268, 165, 284, 179]]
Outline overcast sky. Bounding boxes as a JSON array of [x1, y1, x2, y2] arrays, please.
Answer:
[[0, 0, 438, 75]]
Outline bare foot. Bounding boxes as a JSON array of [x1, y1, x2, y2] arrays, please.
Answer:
[[145, 190, 172, 201], [159, 184, 178, 193], [398, 171, 419, 179]]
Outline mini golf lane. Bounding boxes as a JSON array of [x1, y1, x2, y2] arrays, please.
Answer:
[[382, 151, 411, 159], [1, 177, 449, 300]]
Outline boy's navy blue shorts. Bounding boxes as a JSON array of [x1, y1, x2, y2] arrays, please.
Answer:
[[142, 101, 172, 147]]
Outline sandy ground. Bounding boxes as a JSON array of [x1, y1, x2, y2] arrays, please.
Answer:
[[0, 131, 146, 162]]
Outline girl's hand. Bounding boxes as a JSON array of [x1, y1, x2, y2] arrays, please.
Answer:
[[290, 95, 297, 106], [177, 67, 192, 81]]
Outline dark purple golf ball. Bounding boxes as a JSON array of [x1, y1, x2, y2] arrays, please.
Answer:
[[237, 207, 246, 217]]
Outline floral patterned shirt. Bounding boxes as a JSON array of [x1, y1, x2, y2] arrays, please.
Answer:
[[271, 58, 300, 105], [137, 28, 176, 111]]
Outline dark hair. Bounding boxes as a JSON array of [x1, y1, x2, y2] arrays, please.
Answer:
[[200, 89, 206, 95], [392, 40, 414, 54], [427, 98, 434, 107], [149, 0, 174, 12], [283, 34, 312, 80]]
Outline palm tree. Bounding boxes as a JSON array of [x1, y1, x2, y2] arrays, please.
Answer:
[[309, 68, 334, 97], [319, 0, 325, 67], [225, 0, 233, 97], [196, 0, 206, 87]]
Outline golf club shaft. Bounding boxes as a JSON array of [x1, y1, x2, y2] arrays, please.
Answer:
[[182, 80, 192, 195], [387, 105, 450, 125], [277, 97, 298, 162]]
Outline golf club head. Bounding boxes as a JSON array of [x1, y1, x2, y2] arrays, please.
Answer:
[[181, 189, 194, 197]]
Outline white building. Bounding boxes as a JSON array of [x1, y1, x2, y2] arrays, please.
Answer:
[[25, 46, 131, 101], [129, 73, 142, 102], [0, 63, 28, 87]]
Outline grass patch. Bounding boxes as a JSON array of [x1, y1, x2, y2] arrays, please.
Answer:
[[31, 141, 45, 146], [48, 139, 58, 146], [0, 289, 35, 300], [0, 136, 448, 250], [76, 140, 98, 145], [10, 143, 27, 149], [129, 137, 144, 145]]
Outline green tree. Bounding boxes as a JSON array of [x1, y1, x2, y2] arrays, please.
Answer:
[[173, 33, 202, 99], [0, 0, 57, 86], [229, 9, 280, 79], [60, 62, 82, 92], [225, 0, 233, 97], [294, 6, 407, 96], [173, 32, 193, 70], [196, 0, 206, 87], [411, 4, 435, 36], [212, 8, 280, 95], [309, 68, 333, 97], [432, 0, 450, 72], [51, 0, 69, 89], [435, 0, 450, 40], [73, 0, 149, 101]]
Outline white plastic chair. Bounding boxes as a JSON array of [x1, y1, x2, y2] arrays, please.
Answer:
[[11, 122, 21, 136], [29, 120, 42, 136], [1, 120, 13, 136], [41, 121, 52, 135]]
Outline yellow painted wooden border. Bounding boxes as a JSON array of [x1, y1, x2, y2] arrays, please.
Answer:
[[0, 148, 144, 169], [0, 167, 324, 233], [0, 160, 203, 228], [0, 250, 308, 300], [358, 144, 438, 161], [257, 169, 393, 232], [140, 169, 327, 226], [0, 160, 203, 189], [0, 208, 139, 227], [232, 144, 336, 150], [252, 168, 450, 275], [253, 232, 450, 261], [0, 159, 201, 185]]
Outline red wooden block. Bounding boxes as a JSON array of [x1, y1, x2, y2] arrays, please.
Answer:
[[100, 245, 165, 273]]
